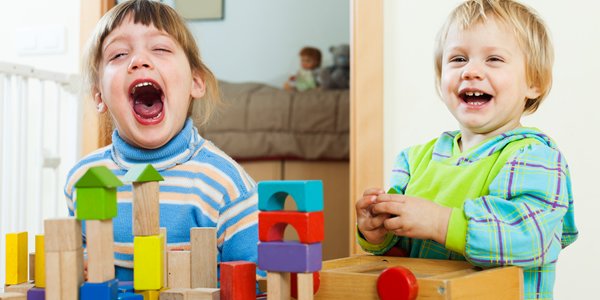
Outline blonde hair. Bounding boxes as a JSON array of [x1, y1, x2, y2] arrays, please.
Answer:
[[82, 0, 220, 128], [434, 0, 553, 114]]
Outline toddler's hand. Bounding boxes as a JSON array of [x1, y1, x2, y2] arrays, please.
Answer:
[[372, 194, 451, 245], [355, 188, 389, 244]]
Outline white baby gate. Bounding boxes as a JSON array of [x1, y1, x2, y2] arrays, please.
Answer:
[[0, 61, 80, 288]]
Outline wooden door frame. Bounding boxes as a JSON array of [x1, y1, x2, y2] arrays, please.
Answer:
[[80, 0, 115, 155], [349, 0, 384, 255]]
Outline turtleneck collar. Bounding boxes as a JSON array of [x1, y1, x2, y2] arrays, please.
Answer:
[[111, 118, 204, 171]]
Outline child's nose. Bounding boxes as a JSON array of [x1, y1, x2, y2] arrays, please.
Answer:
[[461, 63, 483, 80], [128, 54, 153, 72]]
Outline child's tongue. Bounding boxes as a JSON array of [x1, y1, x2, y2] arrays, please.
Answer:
[[133, 96, 163, 119]]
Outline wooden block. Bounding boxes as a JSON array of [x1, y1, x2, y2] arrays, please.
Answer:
[[3, 282, 34, 294], [259, 211, 324, 243], [267, 271, 290, 300], [29, 253, 35, 282], [258, 242, 322, 273], [291, 272, 320, 299], [161, 227, 168, 287], [167, 250, 191, 288], [296, 273, 314, 300], [134, 234, 165, 290], [5, 232, 28, 285], [159, 288, 188, 300], [80, 278, 119, 300], [190, 228, 217, 288], [45, 249, 84, 300], [86, 219, 115, 283], [26, 287, 45, 300], [376, 266, 417, 300], [74, 166, 122, 220], [0, 293, 26, 300], [44, 218, 82, 252], [258, 180, 323, 212], [132, 181, 161, 236], [34, 235, 45, 287], [188, 288, 220, 300], [220, 261, 255, 300]]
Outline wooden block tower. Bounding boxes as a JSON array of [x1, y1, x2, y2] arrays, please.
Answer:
[[257, 180, 324, 300], [122, 164, 165, 292], [74, 165, 123, 300], [44, 217, 84, 300]]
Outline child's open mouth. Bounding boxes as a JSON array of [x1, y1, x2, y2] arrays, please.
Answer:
[[130, 80, 164, 124], [459, 90, 492, 106]]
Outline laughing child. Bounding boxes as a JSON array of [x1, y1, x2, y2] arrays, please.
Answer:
[[356, 1, 578, 299]]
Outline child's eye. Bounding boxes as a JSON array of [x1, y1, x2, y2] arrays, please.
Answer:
[[487, 56, 504, 63], [449, 56, 467, 63], [109, 52, 127, 61], [154, 48, 172, 53]]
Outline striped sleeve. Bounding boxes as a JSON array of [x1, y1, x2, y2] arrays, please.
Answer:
[[357, 148, 411, 254], [456, 144, 575, 268]]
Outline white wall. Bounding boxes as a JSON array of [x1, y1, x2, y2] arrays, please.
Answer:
[[0, 0, 80, 73], [383, 0, 600, 298], [0, 0, 80, 290], [188, 0, 350, 87]]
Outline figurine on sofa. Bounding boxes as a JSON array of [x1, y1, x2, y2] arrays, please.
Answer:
[[284, 46, 322, 92], [319, 44, 350, 90]]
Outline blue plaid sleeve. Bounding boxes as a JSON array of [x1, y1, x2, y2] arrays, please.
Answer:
[[462, 143, 577, 267]]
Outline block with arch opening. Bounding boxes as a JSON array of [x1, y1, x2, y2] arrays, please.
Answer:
[[258, 180, 323, 212], [258, 211, 324, 244]]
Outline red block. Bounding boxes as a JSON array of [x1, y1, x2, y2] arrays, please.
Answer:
[[377, 266, 418, 300], [220, 261, 256, 300], [259, 211, 324, 243]]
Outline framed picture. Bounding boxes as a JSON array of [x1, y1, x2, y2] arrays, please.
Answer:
[[171, 0, 224, 21]]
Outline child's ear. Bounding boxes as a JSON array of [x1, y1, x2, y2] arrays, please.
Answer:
[[190, 72, 206, 99], [525, 84, 541, 100], [93, 87, 107, 113]]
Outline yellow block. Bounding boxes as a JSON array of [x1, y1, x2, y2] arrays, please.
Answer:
[[134, 234, 165, 290], [34, 235, 45, 287], [136, 288, 168, 300], [5, 232, 28, 285]]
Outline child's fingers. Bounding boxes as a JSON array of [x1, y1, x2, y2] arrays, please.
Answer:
[[355, 194, 378, 210], [363, 187, 385, 197], [376, 193, 405, 203], [371, 201, 402, 216]]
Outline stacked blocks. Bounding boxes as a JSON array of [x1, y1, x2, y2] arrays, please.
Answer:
[[75, 165, 124, 299], [257, 180, 324, 299], [122, 164, 165, 292]]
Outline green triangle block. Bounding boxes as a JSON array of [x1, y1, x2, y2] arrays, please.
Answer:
[[122, 164, 164, 183], [74, 166, 122, 220], [75, 166, 123, 188]]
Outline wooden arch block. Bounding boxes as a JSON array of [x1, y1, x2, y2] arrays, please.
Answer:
[[258, 180, 323, 212], [258, 211, 324, 243]]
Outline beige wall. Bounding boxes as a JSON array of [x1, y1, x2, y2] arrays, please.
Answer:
[[383, 0, 600, 298]]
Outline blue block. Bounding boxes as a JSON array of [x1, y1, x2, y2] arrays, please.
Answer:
[[27, 287, 45, 300], [81, 278, 119, 300], [117, 281, 134, 293], [258, 241, 322, 272], [258, 180, 323, 212], [118, 292, 143, 300]]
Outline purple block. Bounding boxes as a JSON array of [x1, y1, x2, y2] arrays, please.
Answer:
[[258, 241, 322, 272], [27, 287, 45, 300]]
